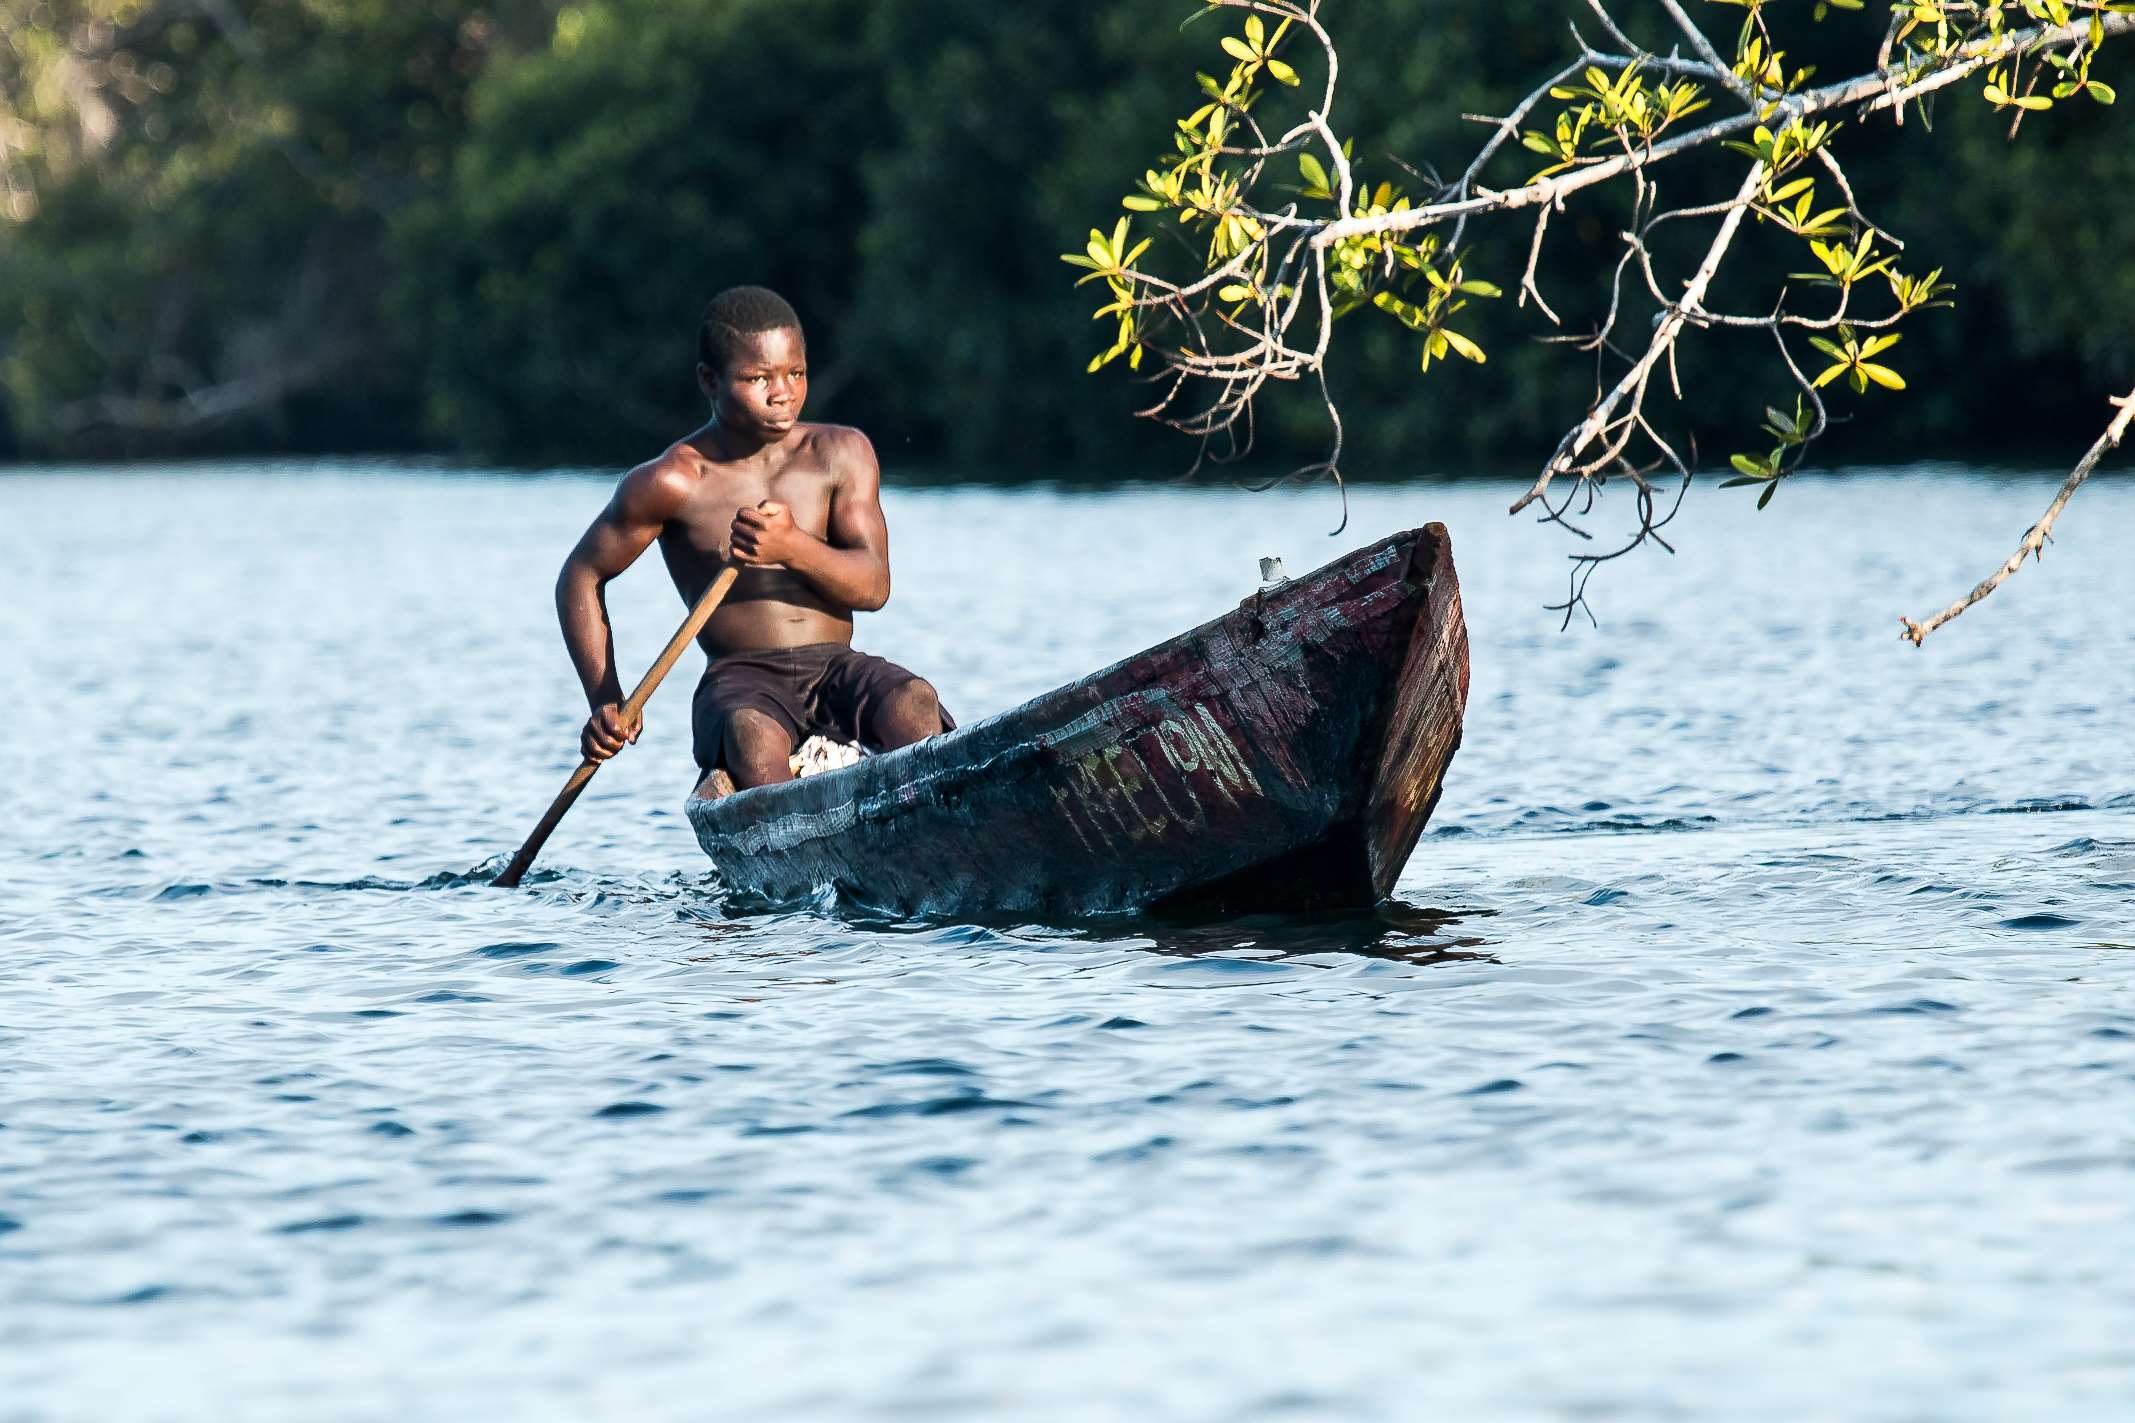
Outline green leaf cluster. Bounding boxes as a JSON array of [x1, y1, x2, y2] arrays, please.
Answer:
[[1520, 64, 1710, 180], [1070, 6, 1508, 388], [1721, 398, 1817, 509], [1811, 325, 1907, 392], [1061, 217, 1154, 371]]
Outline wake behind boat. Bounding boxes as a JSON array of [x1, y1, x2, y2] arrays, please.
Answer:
[[687, 524, 1470, 917]]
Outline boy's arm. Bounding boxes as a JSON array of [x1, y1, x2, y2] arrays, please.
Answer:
[[730, 430, 891, 612], [557, 459, 693, 761]]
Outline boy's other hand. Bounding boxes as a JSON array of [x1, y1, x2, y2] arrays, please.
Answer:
[[582, 702, 641, 763], [731, 501, 800, 567]]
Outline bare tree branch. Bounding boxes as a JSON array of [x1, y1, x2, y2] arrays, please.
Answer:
[[1901, 384, 2135, 646], [1311, 15, 2130, 249], [1079, 1, 2130, 628], [1513, 163, 1761, 515]]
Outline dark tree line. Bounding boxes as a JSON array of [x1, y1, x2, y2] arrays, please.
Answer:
[[2, 0, 2128, 473]]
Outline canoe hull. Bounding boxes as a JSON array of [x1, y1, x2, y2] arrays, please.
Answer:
[[686, 524, 1469, 917]]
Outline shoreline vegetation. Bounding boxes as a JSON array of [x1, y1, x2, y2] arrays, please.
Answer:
[[3, 1, 2129, 474], [0, 453, 2104, 491]]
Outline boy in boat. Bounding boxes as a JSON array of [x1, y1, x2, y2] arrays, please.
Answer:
[[555, 286, 951, 794]]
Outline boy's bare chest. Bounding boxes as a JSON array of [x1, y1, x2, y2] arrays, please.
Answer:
[[674, 463, 835, 555]]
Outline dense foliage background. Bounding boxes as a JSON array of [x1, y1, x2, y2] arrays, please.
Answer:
[[3, 0, 2128, 472]]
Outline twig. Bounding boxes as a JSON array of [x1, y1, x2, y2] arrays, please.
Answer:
[[1901, 383, 2135, 645], [1513, 163, 1762, 515]]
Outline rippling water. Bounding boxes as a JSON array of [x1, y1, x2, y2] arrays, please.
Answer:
[[4, 463, 2132, 1420]]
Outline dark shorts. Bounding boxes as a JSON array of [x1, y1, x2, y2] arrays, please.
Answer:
[[691, 643, 954, 771]]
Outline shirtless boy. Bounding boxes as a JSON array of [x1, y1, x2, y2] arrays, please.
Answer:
[[556, 286, 949, 794]]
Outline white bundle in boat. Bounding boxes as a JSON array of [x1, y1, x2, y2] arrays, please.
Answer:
[[789, 736, 865, 778], [698, 736, 866, 802]]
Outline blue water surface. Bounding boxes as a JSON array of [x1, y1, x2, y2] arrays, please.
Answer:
[[2, 463, 2132, 1420]]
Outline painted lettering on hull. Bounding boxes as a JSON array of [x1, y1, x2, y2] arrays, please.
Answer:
[[1052, 701, 1265, 854]]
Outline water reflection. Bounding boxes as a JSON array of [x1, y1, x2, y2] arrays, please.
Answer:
[[1119, 897, 1497, 965], [757, 891, 1499, 967]]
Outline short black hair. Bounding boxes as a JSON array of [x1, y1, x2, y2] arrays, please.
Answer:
[[698, 286, 803, 372]]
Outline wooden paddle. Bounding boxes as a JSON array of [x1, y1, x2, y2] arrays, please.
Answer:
[[494, 564, 742, 888]]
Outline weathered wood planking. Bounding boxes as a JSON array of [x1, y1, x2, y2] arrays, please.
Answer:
[[686, 524, 1469, 917]]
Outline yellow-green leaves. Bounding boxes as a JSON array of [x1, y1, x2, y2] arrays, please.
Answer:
[[1655, 79, 1712, 125], [1369, 258, 1499, 372], [1062, 216, 1151, 287], [1521, 104, 1593, 181], [2046, 43, 2118, 104], [1759, 175, 1848, 237], [1721, 117, 1831, 173], [1734, 36, 1784, 94], [1182, 169, 1260, 260], [1427, 327, 1487, 367], [1218, 279, 1296, 321], [1982, 65, 2055, 110], [1221, 12, 1300, 87], [1888, 267, 1955, 314], [1178, 4, 1298, 154], [1810, 327, 1905, 393], [1521, 64, 1707, 183], [1792, 230, 1897, 288], [1124, 165, 1187, 213], [1071, 6, 1338, 387], [1297, 151, 1332, 201], [1158, 13, 1316, 261], [1061, 217, 1152, 372], [1555, 65, 1648, 129], [1894, 2, 1954, 51], [1179, 82, 1236, 150]]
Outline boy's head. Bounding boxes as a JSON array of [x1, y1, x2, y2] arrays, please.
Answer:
[[697, 286, 808, 436], [698, 286, 803, 373]]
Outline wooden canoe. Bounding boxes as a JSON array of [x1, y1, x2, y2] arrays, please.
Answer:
[[686, 523, 1470, 917]]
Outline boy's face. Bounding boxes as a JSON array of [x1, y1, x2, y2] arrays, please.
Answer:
[[700, 326, 808, 438]]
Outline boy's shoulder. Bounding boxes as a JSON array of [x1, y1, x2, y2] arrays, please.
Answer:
[[796, 421, 876, 461], [794, 422, 880, 487], [607, 441, 709, 520], [636, 440, 711, 487]]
